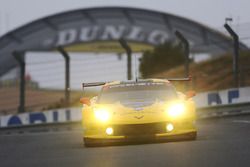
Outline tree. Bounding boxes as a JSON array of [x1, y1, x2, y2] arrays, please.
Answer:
[[139, 42, 185, 78]]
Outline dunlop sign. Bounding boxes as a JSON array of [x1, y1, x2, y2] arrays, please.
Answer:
[[44, 25, 170, 47]]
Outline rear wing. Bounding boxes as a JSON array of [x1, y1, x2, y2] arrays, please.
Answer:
[[82, 82, 106, 90], [81, 76, 191, 90], [166, 76, 191, 82]]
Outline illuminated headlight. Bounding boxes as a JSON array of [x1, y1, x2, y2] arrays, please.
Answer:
[[166, 123, 174, 132], [94, 108, 110, 122], [167, 103, 185, 118], [106, 127, 113, 135]]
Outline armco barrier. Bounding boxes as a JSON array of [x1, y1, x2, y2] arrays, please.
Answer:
[[2, 104, 250, 129], [194, 86, 250, 108], [1, 86, 250, 128], [0, 108, 82, 128], [197, 102, 250, 119]]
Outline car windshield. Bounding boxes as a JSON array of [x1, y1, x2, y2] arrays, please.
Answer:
[[98, 82, 177, 104]]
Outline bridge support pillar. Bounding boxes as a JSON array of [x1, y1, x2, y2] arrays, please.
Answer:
[[119, 38, 132, 80], [13, 51, 26, 113], [58, 47, 70, 106], [224, 23, 239, 88], [175, 31, 190, 91]]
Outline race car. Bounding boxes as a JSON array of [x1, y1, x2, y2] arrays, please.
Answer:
[[80, 78, 197, 146]]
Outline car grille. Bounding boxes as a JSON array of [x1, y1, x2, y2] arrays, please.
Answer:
[[112, 122, 167, 136]]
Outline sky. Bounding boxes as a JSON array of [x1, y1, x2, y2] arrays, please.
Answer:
[[1, 0, 250, 34], [0, 0, 250, 89]]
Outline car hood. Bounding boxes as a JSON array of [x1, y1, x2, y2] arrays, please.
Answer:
[[93, 101, 174, 124]]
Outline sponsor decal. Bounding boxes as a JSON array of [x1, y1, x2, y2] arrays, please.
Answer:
[[0, 108, 81, 128], [43, 25, 169, 47], [134, 115, 144, 119], [134, 107, 144, 111], [207, 89, 239, 105], [109, 82, 165, 88]]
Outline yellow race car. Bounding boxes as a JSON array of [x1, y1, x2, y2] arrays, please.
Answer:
[[80, 78, 197, 146]]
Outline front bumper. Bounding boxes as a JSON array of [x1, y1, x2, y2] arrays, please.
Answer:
[[84, 131, 197, 146], [83, 121, 197, 146]]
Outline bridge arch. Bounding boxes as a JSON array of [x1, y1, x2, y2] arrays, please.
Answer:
[[0, 6, 247, 76]]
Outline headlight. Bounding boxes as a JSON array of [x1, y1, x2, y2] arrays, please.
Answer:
[[105, 127, 114, 135], [166, 123, 174, 132], [94, 108, 110, 122], [167, 103, 185, 118]]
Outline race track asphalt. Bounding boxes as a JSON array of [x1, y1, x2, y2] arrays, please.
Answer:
[[1, 115, 250, 167]]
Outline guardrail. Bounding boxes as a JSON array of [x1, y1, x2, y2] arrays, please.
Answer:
[[1, 103, 250, 129], [0, 108, 81, 128], [1, 86, 250, 129], [194, 86, 250, 108], [197, 102, 250, 119]]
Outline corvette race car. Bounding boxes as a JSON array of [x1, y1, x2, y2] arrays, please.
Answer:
[[80, 78, 197, 146]]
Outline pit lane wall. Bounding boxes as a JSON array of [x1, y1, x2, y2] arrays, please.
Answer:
[[1, 86, 250, 128]]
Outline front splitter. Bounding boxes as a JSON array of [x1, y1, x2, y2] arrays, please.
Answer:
[[83, 131, 197, 147]]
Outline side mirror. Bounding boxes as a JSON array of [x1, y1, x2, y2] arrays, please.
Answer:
[[80, 97, 91, 106], [185, 90, 196, 100]]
